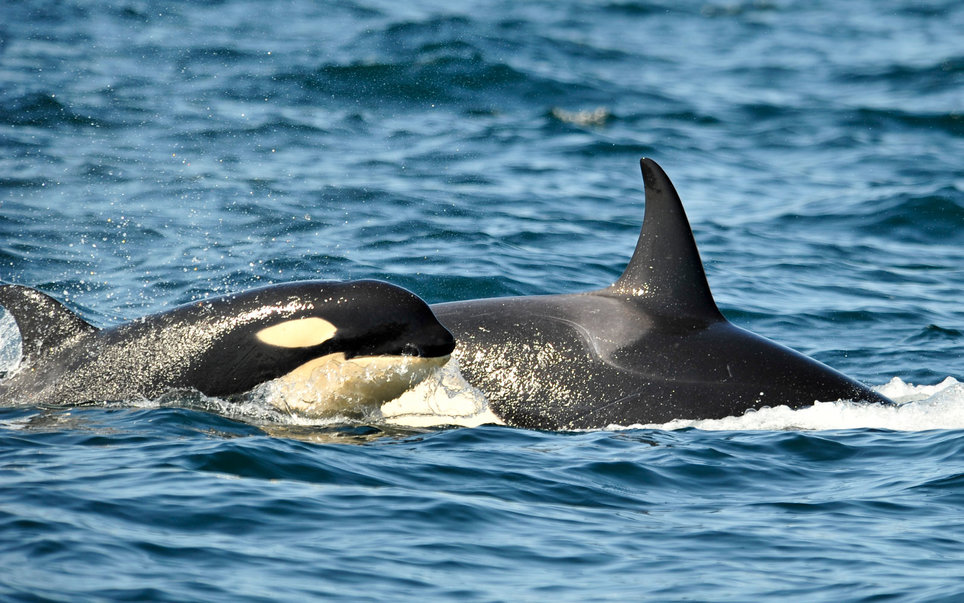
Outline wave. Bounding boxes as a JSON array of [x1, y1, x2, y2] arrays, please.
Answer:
[[631, 377, 964, 432], [758, 185, 964, 245], [849, 108, 963, 137], [0, 92, 102, 128], [836, 55, 964, 90]]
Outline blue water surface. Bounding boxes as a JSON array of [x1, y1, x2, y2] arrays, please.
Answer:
[[2, 0, 963, 600]]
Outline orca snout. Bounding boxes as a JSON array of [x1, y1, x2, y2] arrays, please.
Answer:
[[405, 325, 456, 358]]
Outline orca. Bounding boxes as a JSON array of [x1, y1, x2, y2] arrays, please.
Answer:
[[0, 280, 455, 416], [432, 159, 892, 429]]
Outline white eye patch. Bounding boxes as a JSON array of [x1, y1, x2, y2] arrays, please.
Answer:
[[255, 317, 337, 348]]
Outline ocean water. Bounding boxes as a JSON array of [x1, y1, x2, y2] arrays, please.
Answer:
[[1, 0, 963, 600]]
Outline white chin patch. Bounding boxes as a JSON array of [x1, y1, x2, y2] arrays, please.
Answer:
[[262, 353, 451, 418], [255, 317, 337, 348]]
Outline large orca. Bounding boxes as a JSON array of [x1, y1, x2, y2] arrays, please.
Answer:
[[432, 159, 892, 429], [0, 280, 455, 415]]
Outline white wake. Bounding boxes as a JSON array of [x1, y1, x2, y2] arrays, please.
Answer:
[[622, 377, 964, 432]]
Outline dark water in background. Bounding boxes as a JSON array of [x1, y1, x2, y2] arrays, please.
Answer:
[[1, 0, 963, 600]]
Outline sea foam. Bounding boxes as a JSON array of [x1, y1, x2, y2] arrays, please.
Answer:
[[625, 377, 964, 432]]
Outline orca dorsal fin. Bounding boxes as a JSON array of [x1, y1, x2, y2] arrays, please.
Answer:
[[0, 285, 97, 365], [606, 158, 725, 324]]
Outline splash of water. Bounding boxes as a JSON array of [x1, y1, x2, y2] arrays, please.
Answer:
[[380, 359, 502, 427], [623, 377, 964, 432], [163, 357, 500, 429], [0, 310, 21, 374]]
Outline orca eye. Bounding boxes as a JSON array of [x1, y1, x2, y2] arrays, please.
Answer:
[[400, 343, 420, 357]]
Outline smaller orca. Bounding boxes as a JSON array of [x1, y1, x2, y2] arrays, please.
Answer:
[[0, 280, 455, 416]]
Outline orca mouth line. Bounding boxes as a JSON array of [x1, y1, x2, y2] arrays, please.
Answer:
[[401, 346, 454, 359], [401, 338, 457, 359], [348, 348, 454, 361], [357, 351, 454, 362]]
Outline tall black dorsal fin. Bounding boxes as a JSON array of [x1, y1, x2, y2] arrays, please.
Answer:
[[0, 285, 97, 365], [606, 158, 724, 323]]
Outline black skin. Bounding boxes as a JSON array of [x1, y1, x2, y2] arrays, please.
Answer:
[[0, 280, 455, 405], [432, 159, 892, 430]]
